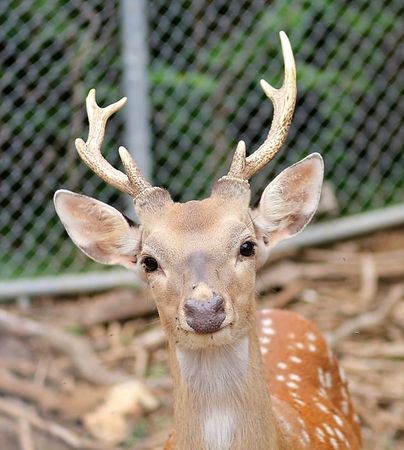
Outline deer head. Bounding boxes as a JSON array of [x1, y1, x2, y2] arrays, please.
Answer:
[[54, 32, 323, 351]]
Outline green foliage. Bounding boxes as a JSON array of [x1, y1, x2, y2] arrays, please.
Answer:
[[2, 0, 401, 279], [67, 324, 84, 336], [148, 0, 402, 209], [146, 361, 168, 379], [0, 0, 124, 278], [125, 418, 148, 445]]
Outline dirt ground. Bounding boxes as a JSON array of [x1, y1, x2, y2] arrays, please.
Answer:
[[0, 227, 403, 450]]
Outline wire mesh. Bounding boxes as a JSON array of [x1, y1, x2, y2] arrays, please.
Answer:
[[0, 0, 403, 281]]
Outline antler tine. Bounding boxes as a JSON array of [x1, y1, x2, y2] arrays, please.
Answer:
[[228, 31, 297, 181], [75, 89, 151, 197], [119, 146, 152, 193]]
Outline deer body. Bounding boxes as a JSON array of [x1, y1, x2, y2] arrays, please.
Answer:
[[54, 32, 361, 450], [164, 309, 361, 450]]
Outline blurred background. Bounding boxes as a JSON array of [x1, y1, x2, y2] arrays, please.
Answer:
[[0, 1, 403, 449]]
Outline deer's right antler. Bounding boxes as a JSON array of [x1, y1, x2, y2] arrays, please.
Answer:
[[75, 89, 154, 199], [224, 31, 297, 182]]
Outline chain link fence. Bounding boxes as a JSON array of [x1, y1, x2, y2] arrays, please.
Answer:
[[1, 0, 403, 285]]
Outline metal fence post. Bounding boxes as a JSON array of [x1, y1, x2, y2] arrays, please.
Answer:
[[120, 0, 151, 207]]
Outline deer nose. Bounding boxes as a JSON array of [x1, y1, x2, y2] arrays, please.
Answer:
[[183, 294, 226, 334]]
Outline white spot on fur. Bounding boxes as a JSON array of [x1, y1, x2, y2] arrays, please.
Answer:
[[277, 414, 293, 437], [276, 375, 285, 382], [290, 391, 305, 407], [315, 427, 326, 442], [341, 386, 348, 399], [297, 417, 306, 427], [295, 342, 305, 349], [318, 368, 326, 387], [319, 387, 327, 398], [301, 429, 311, 445], [334, 414, 344, 427], [287, 332, 296, 339], [286, 381, 299, 389], [289, 374, 301, 382], [316, 402, 329, 414], [277, 362, 287, 369], [262, 318, 273, 326], [338, 366, 347, 383], [260, 336, 271, 345], [262, 327, 275, 335], [306, 332, 317, 341], [290, 355, 302, 363], [323, 424, 335, 436], [330, 437, 339, 449], [308, 343, 317, 352], [260, 346, 268, 355], [335, 428, 345, 442], [325, 372, 333, 389], [340, 400, 349, 415]]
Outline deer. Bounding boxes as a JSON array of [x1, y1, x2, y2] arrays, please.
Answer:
[[54, 32, 362, 450]]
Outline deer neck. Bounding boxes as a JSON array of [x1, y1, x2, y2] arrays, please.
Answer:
[[168, 316, 283, 450]]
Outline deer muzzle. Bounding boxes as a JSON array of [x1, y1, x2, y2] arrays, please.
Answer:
[[183, 294, 226, 334]]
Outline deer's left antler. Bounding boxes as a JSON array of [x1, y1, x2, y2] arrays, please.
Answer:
[[225, 31, 297, 182]]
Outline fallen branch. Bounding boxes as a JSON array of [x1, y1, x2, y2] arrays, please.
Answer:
[[0, 368, 58, 410], [327, 284, 404, 346], [0, 397, 116, 450], [0, 309, 130, 385], [338, 340, 404, 359], [18, 417, 35, 450], [257, 257, 404, 293], [38, 289, 156, 328], [348, 379, 404, 402], [341, 357, 404, 372]]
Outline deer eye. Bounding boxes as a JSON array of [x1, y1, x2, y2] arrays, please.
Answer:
[[239, 241, 256, 257], [142, 256, 159, 272]]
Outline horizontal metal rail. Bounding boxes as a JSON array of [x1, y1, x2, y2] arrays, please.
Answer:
[[1, 203, 403, 300]]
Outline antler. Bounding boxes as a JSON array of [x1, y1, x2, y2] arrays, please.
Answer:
[[75, 89, 152, 198], [226, 31, 297, 181]]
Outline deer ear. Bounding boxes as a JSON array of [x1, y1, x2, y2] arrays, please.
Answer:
[[54, 190, 140, 270], [254, 154, 323, 259]]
